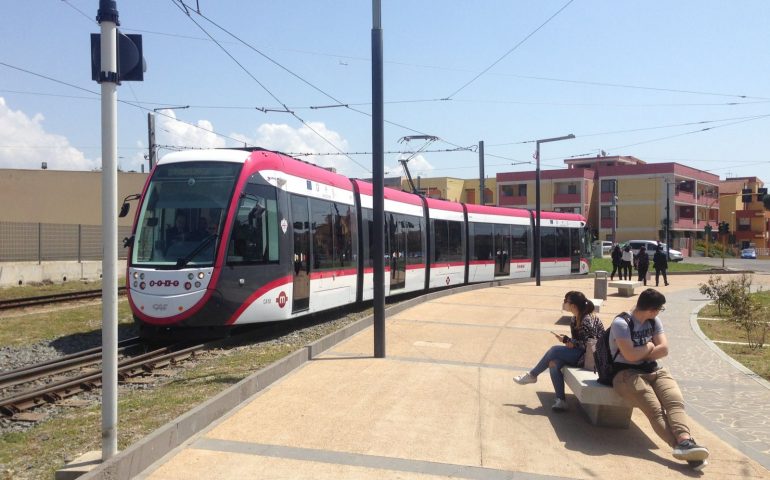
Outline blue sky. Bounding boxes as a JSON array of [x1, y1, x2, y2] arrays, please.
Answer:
[[1, 1, 769, 181]]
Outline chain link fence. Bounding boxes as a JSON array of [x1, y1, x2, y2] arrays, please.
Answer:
[[0, 221, 132, 262]]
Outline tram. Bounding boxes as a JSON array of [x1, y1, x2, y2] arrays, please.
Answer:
[[124, 148, 591, 336]]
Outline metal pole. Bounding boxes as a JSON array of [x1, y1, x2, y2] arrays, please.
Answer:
[[666, 182, 671, 261], [147, 112, 156, 170], [478, 140, 485, 205], [532, 134, 573, 286], [535, 141, 541, 286], [97, 0, 119, 460], [611, 187, 617, 243], [372, 0, 385, 358]]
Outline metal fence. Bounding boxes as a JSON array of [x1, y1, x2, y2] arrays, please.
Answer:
[[0, 221, 132, 262]]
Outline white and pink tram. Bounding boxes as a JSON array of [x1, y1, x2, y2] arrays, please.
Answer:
[[124, 148, 591, 336]]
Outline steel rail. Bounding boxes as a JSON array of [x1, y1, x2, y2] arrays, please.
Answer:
[[0, 343, 204, 416], [0, 287, 127, 311]]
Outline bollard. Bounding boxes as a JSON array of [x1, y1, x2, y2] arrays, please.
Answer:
[[594, 270, 608, 300]]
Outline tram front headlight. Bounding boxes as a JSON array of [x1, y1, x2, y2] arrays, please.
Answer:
[[198, 272, 205, 279]]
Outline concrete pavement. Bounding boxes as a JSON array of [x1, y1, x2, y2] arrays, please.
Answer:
[[121, 273, 770, 479]]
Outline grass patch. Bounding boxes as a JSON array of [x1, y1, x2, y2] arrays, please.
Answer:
[[697, 289, 770, 382], [589, 257, 712, 273], [0, 300, 134, 347]]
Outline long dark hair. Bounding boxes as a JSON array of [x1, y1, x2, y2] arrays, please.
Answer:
[[564, 291, 595, 327]]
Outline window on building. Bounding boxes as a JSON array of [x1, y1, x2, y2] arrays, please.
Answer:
[[601, 179, 616, 193], [500, 185, 514, 196], [517, 184, 527, 196]]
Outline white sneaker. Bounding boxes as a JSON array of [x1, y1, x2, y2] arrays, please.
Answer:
[[513, 373, 536, 385], [552, 398, 568, 411]]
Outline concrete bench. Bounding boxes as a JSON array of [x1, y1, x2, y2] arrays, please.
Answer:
[[589, 298, 603, 313], [562, 367, 633, 428], [607, 280, 642, 297]]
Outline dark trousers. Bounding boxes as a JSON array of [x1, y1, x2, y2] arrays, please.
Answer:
[[655, 268, 668, 286], [621, 261, 632, 280], [610, 262, 620, 280], [637, 266, 648, 285]]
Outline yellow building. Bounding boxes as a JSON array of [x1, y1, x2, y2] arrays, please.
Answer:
[[497, 155, 722, 252], [719, 177, 769, 251], [399, 177, 496, 205]]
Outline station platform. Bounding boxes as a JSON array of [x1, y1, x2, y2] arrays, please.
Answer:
[[81, 274, 770, 479]]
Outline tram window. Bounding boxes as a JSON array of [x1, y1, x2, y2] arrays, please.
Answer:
[[227, 185, 279, 264], [404, 215, 423, 265], [511, 225, 528, 259], [432, 219, 464, 263], [470, 223, 493, 261], [310, 199, 334, 270], [334, 202, 353, 268], [541, 227, 557, 259], [555, 227, 570, 258]]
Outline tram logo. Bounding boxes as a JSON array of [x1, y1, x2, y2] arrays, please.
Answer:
[[280, 218, 288, 234], [276, 291, 288, 308]]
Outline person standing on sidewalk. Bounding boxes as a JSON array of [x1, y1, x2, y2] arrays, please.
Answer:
[[610, 244, 622, 280], [513, 291, 604, 411], [609, 289, 709, 470], [636, 245, 650, 286], [653, 245, 669, 286], [621, 245, 634, 280]]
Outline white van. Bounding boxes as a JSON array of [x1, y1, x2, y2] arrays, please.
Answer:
[[626, 240, 684, 262]]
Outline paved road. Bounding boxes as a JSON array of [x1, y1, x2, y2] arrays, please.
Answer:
[[686, 255, 770, 273]]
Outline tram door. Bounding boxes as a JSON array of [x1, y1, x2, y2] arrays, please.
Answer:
[[388, 214, 406, 290], [570, 228, 581, 273], [290, 196, 310, 312], [494, 224, 511, 276]]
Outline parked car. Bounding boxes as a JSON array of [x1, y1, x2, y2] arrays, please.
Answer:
[[625, 240, 684, 262], [741, 247, 757, 259], [593, 240, 614, 255]]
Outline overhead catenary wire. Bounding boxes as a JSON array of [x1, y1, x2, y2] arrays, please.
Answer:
[[444, 0, 575, 100], [171, 0, 372, 173]]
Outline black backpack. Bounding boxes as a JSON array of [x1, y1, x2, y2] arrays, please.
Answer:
[[594, 312, 634, 386]]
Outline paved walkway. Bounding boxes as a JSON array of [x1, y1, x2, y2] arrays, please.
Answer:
[[134, 273, 770, 479]]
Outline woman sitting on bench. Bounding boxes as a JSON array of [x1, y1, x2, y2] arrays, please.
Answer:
[[514, 291, 604, 411]]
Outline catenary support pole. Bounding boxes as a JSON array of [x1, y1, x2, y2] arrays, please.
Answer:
[[97, 0, 119, 460], [372, 0, 385, 358], [534, 142, 541, 286], [147, 112, 156, 170], [478, 141, 485, 205]]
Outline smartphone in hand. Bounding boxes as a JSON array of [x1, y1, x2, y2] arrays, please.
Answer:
[[551, 331, 569, 343]]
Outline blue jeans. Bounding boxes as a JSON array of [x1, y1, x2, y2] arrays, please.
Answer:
[[529, 345, 585, 400]]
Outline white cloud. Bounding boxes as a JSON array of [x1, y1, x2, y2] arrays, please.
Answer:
[[240, 121, 355, 175], [385, 153, 435, 177], [154, 109, 226, 152], [0, 97, 98, 171]]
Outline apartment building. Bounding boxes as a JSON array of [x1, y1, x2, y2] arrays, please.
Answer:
[[719, 176, 769, 250], [496, 155, 721, 249]]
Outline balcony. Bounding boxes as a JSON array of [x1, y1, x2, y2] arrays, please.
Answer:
[[553, 193, 580, 204], [499, 195, 528, 206], [674, 190, 695, 203]]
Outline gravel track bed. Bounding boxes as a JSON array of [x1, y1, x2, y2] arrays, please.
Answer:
[[0, 309, 367, 436]]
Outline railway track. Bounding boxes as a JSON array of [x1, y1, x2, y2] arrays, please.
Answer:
[[0, 286, 127, 311], [0, 339, 204, 418]]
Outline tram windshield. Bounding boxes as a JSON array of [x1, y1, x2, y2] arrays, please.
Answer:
[[131, 161, 242, 267]]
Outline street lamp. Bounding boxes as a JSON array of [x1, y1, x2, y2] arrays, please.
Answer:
[[534, 134, 575, 286]]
